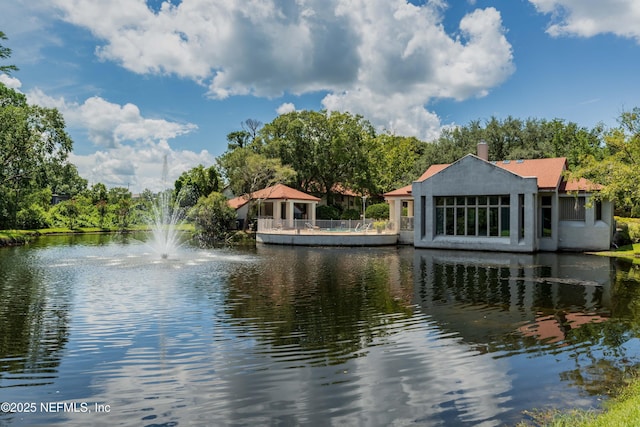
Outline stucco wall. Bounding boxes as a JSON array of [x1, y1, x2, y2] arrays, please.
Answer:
[[413, 156, 539, 252], [557, 199, 614, 251]]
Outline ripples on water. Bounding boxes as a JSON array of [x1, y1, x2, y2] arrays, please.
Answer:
[[1, 236, 640, 426]]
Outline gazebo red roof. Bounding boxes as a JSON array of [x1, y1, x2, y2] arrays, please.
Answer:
[[228, 184, 320, 210]]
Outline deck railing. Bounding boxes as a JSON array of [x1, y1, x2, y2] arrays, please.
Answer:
[[400, 216, 414, 231], [257, 218, 392, 233]]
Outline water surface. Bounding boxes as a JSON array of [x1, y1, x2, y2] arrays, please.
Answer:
[[1, 234, 640, 426]]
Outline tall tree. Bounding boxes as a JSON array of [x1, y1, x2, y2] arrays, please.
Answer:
[[242, 118, 262, 142], [225, 118, 263, 150], [568, 108, 640, 215], [374, 134, 429, 192], [0, 31, 18, 75], [217, 148, 295, 197], [226, 130, 251, 150], [260, 110, 377, 203], [174, 164, 221, 207], [0, 84, 73, 227]]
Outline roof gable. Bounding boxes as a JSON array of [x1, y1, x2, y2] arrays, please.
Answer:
[[494, 157, 566, 190], [416, 155, 570, 191], [227, 184, 320, 210]]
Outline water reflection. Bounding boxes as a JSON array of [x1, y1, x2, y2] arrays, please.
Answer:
[[1, 237, 640, 426], [0, 247, 70, 389], [413, 250, 614, 350]]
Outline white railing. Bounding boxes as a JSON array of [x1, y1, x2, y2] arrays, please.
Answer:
[[257, 218, 394, 233], [400, 216, 414, 231]]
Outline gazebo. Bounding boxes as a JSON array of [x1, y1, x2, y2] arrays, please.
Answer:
[[228, 183, 321, 229]]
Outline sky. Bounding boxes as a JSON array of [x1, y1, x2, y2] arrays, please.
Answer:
[[1, 0, 640, 193]]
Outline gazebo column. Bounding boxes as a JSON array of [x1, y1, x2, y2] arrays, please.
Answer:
[[286, 200, 295, 228], [392, 199, 402, 232], [274, 201, 282, 225], [407, 199, 414, 217], [310, 202, 317, 224]]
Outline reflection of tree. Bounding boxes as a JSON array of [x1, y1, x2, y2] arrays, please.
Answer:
[[223, 250, 414, 365], [560, 321, 640, 396], [414, 253, 640, 405], [611, 260, 640, 321], [0, 254, 69, 385]]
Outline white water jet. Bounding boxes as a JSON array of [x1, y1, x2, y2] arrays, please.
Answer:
[[148, 156, 185, 259]]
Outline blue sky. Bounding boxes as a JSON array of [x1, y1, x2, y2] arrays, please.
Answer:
[[2, 0, 640, 192]]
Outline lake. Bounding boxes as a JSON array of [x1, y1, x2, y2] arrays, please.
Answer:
[[1, 234, 640, 426]]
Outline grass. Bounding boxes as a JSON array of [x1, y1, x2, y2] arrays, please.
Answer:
[[0, 223, 195, 246], [592, 243, 640, 264], [518, 376, 640, 426], [0, 229, 32, 246]]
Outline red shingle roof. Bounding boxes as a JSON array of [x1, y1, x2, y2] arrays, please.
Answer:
[[385, 155, 600, 196], [384, 184, 412, 197], [494, 157, 567, 189], [227, 184, 320, 210]]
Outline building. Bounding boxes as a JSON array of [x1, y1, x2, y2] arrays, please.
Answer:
[[227, 183, 321, 229], [385, 143, 614, 252]]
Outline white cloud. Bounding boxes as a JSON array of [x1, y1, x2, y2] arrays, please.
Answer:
[[529, 0, 640, 42], [27, 89, 198, 149], [0, 73, 22, 90], [276, 102, 296, 115], [26, 88, 209, 193], [69, 143, 215, 193], [47, 0, 514, 141]]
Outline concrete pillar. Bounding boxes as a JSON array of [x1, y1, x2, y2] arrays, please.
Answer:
[[392, 199, 402, 232], [310, 202, 317, 223], [274, 201, 282, 225], [287, 201, 294, 228]]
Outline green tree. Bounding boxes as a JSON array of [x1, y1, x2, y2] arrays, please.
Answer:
[[260, 110, 377, 203], [90, 183, 108, 204], [218, 148, 295, 197], [374, 134, 428, 193], [106, 187, 133, 229], [188, 192, 237, 244], [569, 108, 640, 215], [0, 83, 73, 228], [44, 162, 88, 196], [0, 31, 18, 75], [58, 199, 80, 229], [174, 164, 221, 207]]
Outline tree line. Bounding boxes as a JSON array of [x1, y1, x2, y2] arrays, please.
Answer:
[[218, 110, 639, 217]]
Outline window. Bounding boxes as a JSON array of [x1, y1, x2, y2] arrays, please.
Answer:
[[435, 195, 510, 237], [559, 197, 585, 221], [518, 194, 525, 240], [540, 196, 552, 237], [420, 196, 426, 238], [595, 200, 602, 221]]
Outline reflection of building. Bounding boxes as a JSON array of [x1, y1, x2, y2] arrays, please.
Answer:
[[413, 249, 613, 346], [518, 312, 607, 344], [386, 142, 614, 252]]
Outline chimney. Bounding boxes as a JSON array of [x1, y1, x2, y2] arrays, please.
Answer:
[[477, 140, 488, 161]]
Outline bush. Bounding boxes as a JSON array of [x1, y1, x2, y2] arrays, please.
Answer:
[[614, 221, 632, 247], [316, 205, 340, 220], [628, 223, 640, 243], [341, 209, 360, 220], [365, 203, 389, 220], [188, 192, 236, 244], [16, 204, 49, 229]]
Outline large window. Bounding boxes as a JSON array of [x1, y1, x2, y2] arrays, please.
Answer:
[[540, 196, 552, 237], [559, 197, 585, 221], [435, 196, 510, 237]]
